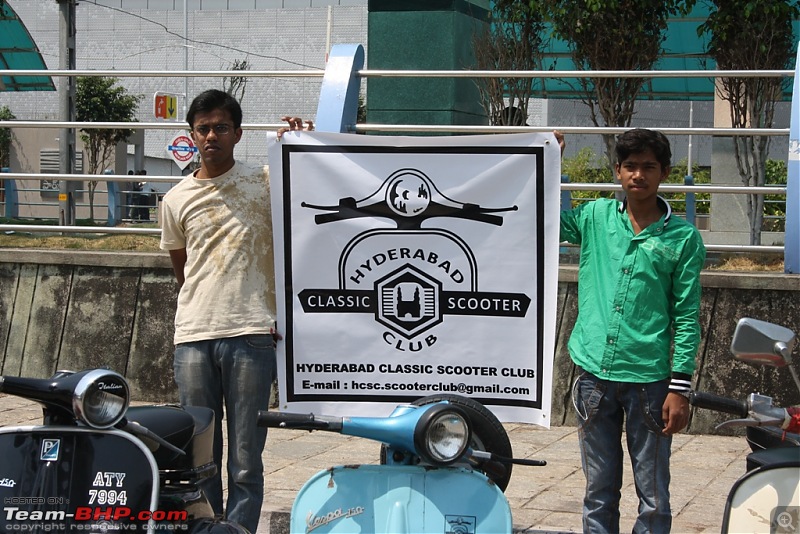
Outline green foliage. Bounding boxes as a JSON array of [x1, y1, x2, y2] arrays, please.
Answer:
[[540, 0, 695, 128], [0, 105, 15, 168], [76, 76, 141, 174], [561, 147, 615, 204], [698, 0, 799, 69], [766, 159, 788, 185], [75, 77, 141, 222], [474, 1, 548, 125], [764, 159, 788, 231], [546, 0, 694, 48], [663, 160, 711, 214], [562, 146, 789, 225]]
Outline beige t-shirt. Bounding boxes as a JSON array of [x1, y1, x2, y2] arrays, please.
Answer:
[[160, 161, 276, 345]]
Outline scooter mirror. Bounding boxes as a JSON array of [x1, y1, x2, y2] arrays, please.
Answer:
[[730, 318, 796, 368]]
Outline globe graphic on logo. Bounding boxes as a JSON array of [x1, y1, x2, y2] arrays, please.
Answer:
[[387, 173, 431, 217]]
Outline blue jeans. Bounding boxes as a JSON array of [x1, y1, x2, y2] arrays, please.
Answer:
[[572, 371, 672, 534], [173, 334, 276, 533]]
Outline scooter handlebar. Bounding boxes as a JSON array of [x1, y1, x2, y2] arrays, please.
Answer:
[[257, 410, 343, 431], [688, 391, 748, 417]]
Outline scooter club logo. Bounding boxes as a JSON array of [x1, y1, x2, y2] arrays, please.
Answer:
[[299, 169, 531, 350], [377, 264, 441, 338]]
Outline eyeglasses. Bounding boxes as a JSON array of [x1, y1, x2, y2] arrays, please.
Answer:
[[192, 124, 234, 137]]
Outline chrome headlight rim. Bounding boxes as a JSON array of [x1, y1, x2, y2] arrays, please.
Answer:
[[413, 403, 471, 466], [72, 369, 130, 429]]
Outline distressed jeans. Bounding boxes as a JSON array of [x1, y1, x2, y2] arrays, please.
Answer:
[[173, 334, 275, 533], [572, 371, 672, 534]]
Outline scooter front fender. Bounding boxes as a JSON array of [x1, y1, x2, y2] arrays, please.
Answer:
[[722, 450, 800, 534], [291, 464, 512, 533]]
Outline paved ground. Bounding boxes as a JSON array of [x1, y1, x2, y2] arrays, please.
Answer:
[[0, 394, 753, 533]]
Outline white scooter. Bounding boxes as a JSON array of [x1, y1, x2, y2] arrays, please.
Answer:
[[689, 317, 800, 534]]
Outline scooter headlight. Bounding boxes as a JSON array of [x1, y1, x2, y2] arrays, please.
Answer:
[[72, 370, 129, 429], [414, 404, 471, 465]]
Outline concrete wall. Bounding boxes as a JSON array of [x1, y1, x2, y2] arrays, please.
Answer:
[[0, 251, 178, 401], [1, 249, 799, 434]]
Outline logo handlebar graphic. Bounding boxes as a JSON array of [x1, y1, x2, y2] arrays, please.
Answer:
[[301, 168, 517, 230], [297, 168, 531, 341]]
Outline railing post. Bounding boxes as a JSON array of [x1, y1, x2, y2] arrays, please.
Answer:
[[786, 42, 799, 274], [315, 44, 365, 133], [1, 168, 18, 219], [684, 174, 696, 226], [560, 175, 571, 257], [106, 170, 120, 227], [560, 174, 572, 211]]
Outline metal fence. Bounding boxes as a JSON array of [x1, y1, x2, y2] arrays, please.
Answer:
[[1, 45, 797, 263]]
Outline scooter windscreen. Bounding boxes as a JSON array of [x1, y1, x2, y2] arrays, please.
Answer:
[[0, 426, 161, 531]]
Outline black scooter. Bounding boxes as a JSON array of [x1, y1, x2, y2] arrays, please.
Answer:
[[0, 368, 248, 533]]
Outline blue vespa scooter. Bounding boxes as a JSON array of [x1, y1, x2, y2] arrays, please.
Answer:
[[258, 393, 545, 533]]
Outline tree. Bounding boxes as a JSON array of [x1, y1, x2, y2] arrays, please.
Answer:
[[222, 59, 250, 103], [75, 76, 141, 223], [542, 0, 695, 170], [698, 0, 799, 245], [0, 105, 15, 168], [472, 1, 548, 126]]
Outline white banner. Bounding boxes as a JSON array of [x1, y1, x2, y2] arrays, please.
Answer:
[[268, 132, 561, 426]]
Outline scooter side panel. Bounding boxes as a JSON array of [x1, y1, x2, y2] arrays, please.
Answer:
[[0, 426, 160, 530], [723, 463, 800, 534], [291, 465, 513, 534]]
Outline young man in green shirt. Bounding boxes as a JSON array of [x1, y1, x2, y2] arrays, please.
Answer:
[[560, 128, 706, 533]]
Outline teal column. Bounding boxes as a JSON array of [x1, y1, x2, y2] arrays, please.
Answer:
[[366, 0, 490, 130]]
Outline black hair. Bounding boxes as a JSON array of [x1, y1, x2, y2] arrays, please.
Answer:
[[186, 89, 242, 129], [615, 128, 672, 169]]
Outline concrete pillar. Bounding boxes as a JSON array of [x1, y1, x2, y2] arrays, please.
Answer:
[[707, 82, 750, 245], [366, 0, 490, 129], [131, 129, 144, 173], [57, 0, 77, 226]]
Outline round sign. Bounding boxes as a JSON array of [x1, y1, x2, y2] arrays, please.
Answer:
[[168, 135, 196, 163]]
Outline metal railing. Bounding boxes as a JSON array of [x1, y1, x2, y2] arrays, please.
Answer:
[[1, 47, 797, 267], [1, 172, 789, 253]]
